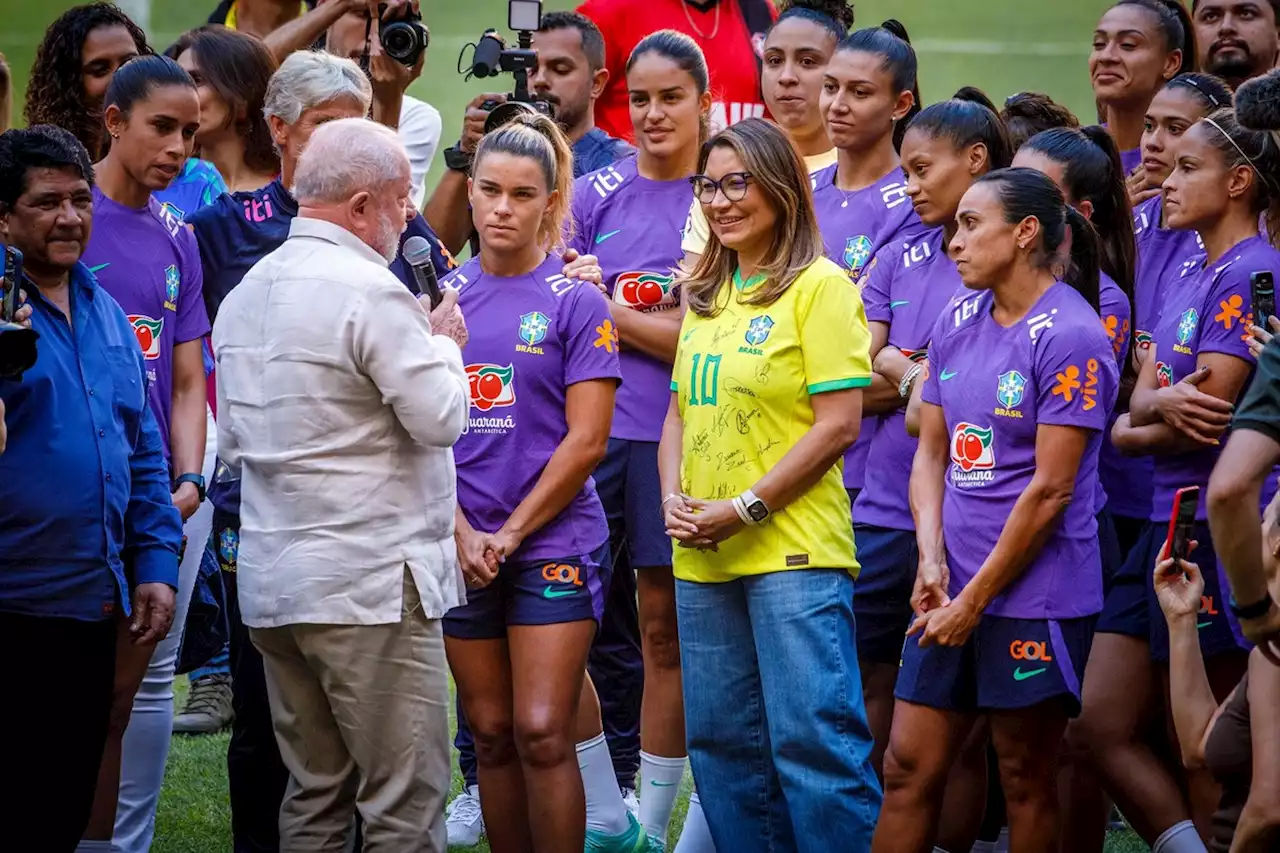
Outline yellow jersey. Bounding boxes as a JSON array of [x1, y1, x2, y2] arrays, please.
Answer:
[[670, 256, 872, 583]]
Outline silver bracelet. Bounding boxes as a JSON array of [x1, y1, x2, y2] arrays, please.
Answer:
[[899, 363, 924, 398]]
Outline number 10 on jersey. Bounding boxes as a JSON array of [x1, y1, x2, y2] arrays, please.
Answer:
[[687, 352, 722, 407]]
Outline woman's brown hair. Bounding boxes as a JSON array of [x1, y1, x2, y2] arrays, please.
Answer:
[[684, 118, 825, 317], [165, 25, 279, 175]]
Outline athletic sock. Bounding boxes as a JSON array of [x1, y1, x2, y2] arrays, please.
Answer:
[[672, 790, 717, 853], [932, 847, 954, 853], [994, 826, 1009, 853], [75, 842, 118, 852], [1152, 820, 1208, 853], [577, 733, 632, 835], [969, 841, 997, 853], [639, 751, 687, 841]]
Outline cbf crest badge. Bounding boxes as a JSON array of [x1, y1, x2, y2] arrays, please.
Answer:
[[844, 235, 873, 278]]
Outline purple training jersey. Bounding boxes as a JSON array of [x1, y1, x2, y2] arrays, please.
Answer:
[[855, 228, 964, 530], [445, 253, 621, 562], [82, 187, 210, 464], [1120, 147, 1142, 176], [568, 156, 687, 442], [1094, 271, 1133, 513], [1101, 197, 1204, 519], [922, 283, 1119, 619], [810, 163, 924, 492], [1149, 236, 1280, 522]]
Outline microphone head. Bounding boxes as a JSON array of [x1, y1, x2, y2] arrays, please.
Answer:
[[1237, 70, 1280, 131], [402, 235, 434, 265]]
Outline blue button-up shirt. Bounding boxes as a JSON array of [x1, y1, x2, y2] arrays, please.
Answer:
[[0, 263, 183, 621]]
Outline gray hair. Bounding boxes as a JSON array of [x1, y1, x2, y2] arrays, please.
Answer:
[[293, 118, 409, 205], [263, 50, 371, 126]]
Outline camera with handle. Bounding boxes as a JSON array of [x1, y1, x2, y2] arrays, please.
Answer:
[[0, 246, 38, 380], [459, 0, 553, 132]]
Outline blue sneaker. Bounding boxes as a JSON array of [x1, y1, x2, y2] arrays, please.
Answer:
[[585, 813, 657, 852]]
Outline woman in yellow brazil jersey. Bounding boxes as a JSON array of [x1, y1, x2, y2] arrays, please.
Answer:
[[658, 117, 882, 852]]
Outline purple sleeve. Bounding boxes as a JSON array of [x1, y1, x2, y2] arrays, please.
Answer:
[[174, 230, 211, 344], [566, 174, 595, 256], [1198, 263, 1257, 362], [1034, 320, 1116, 430], [1099, 277, 1132, 368], [921, 310, 948, 407], [561, 282, 623, 387], [859, 244, 896, 324]]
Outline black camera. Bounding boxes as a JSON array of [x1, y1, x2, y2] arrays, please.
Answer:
[[379, 5, 429, 66], [0, 246, 39, 381], [460, 1, 553, 132]]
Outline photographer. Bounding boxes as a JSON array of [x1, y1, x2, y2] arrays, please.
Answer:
[[0, 124, 183, 849], [425, 11, 632, 256]]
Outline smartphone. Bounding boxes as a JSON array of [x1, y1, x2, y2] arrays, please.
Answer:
[[509, 0, 543, 31], [1165, 485, 1200, 567], [1, 245, 22, 323], [1252, 271, 1275, 328]]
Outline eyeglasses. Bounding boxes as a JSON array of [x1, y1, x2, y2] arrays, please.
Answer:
[[689, 172, 753, 204]]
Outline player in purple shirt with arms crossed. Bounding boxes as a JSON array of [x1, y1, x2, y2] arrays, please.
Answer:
[[813, 23, 924, 509], [75, 55, 214, 853], [1091, 0, 1197, 178], [872, 168, 1119, 853], [1111, 107, 1280, 848], [566, 30, 711, 849], [851, 89, 1011, 787], [442, 113, 651, 853]]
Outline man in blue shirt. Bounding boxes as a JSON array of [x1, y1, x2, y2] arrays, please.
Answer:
[[0, 125, 183, 851]]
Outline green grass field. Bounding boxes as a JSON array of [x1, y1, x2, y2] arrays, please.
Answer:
[[4, 0, 1152, 849]]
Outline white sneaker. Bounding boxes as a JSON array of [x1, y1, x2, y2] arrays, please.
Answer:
[[445, 785, 484, 848], [621, 786, 640, 819]]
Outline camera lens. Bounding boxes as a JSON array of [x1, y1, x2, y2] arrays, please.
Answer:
[[380, 20, 427, 65]]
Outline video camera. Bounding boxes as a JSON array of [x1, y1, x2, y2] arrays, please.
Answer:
[[459, 0, 553, 132], [0, 246, 38, 381]]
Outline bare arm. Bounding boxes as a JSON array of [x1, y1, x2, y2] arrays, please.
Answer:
[[612, 307, 681, 362], [492, 379, 615, 551], [910, 402, 948, 577], [658, 392, 684, 498], [865, 325, 914, 415], [1209, 430, 1280, 610], [169, 339, 208, 520], [1115, 350, 1252, 454], [262, 0, 358, 62], [749, 387, 861, 513]]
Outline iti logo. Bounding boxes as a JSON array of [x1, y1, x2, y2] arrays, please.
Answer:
[[164, 264, 180, 307], [997, 371, 1027, 409], [1177, 308, 1199, 347], [518, 311, 549, 346], [843, 235, 874, 278], [951, 422, 995, 472], [614, 271, 676, 310], [745, 315, 775, 346], [128, 315, 163, 360], [1156, 361, 1173, 388], [465, 364, 516, 411]]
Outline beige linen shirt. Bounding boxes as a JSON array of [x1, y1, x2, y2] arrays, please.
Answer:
[[212, 217, 468, 628]]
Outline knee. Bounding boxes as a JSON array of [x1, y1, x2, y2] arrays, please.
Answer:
[[513, 709, 576, 770], [1069, 705, 1129, 757], [993, 751, 1049, 806], [641, 613, 681, 672], [470, 713, 518, 767], [881, 742, 928, 798]]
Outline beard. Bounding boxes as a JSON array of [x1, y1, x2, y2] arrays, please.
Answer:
[[373, 211, 403, 264], [1208, 46, 1259, 82]]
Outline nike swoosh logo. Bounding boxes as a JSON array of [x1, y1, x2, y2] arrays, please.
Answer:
[[543, 586, 578, 599], [650, 781, 678, 788], [940, 369, 958, 381], [595, 229, 622, 244], [1012, 666, 1047, 681], [889, 300, 910, 308], [88, 263, 110, 273]]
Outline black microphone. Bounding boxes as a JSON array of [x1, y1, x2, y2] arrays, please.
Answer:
[[402, 235, 444, 309]]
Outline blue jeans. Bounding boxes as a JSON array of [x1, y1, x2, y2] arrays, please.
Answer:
[[676, 569, 881, 853]]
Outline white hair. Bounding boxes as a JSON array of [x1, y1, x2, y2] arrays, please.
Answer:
[[292, 118, 410, 205], [263, 50, 371, 126]]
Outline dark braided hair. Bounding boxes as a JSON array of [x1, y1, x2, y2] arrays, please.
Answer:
[[1001, 92, 1080, 151], [24, 3, 150, 160]]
